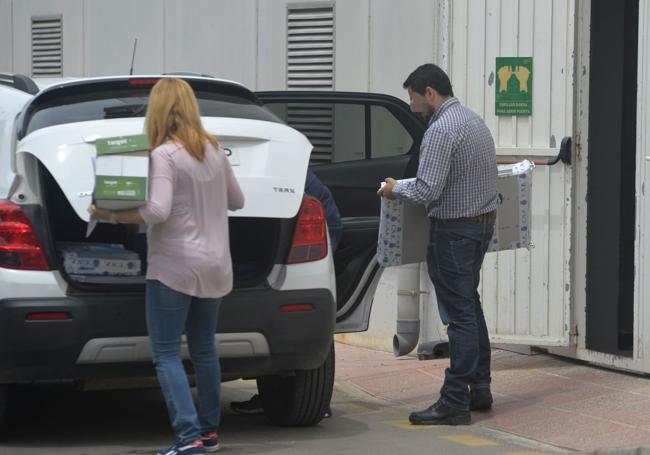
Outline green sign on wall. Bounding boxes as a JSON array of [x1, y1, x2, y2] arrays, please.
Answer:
[[495, 57, 533, 116]]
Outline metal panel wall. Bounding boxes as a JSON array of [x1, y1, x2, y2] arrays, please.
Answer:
[[163, 0, 257, 89], [447, 0, 574, 345], [0, 0, 13, 72], [83, 0, 163, 76], [11, 0, 83, 77]]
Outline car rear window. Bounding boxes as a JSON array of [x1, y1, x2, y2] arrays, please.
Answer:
[[20, 78, 281, 137]]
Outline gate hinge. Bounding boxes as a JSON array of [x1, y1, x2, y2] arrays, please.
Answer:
[[569, 323, 579, 344], [574, 134, 582, 161]]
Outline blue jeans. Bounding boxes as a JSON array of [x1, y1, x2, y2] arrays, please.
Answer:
[[146, 280, 222, 443], [426, 217, 494, 411]]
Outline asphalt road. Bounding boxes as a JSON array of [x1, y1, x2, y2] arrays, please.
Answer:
[[0, 378, 567, 455]]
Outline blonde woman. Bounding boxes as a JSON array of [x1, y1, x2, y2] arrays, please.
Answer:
[[90, 78, 244, 454]]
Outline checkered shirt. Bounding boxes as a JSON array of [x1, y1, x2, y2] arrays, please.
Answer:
[[393, 98, 499, 218]]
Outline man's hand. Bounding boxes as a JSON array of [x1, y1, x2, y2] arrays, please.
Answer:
[[377, 177, 397, 200]]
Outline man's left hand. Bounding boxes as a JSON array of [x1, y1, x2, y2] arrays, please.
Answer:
[[377, 178, 397, 200]]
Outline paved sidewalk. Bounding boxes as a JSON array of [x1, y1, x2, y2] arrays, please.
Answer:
[[335, 341, 650, 453]]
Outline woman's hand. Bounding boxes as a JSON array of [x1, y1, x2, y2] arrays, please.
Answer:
[[88, 204, 113, 223], [88, 204, 145, 225]]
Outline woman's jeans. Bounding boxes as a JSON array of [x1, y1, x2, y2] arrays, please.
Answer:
[[426, 217, 495, 411], [146, 280, 222, 443]]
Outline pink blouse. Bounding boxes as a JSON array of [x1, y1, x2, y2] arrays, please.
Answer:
[[138, 142, 245, 298]]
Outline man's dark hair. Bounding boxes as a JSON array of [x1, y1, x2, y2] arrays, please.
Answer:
[[403, 63, 454, 97]]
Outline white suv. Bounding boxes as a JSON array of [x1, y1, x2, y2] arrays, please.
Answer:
[[0, 74, 426, 428]]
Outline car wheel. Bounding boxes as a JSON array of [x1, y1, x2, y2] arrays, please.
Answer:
[[258, 342, 335, 427]]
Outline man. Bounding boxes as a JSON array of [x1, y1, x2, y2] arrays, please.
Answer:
[[230, 168, 341, 417], [377, 63, 498, 425]]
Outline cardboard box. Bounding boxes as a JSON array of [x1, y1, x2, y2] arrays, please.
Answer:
[[94, 134, 149, 210], [59, 242, 142, 276], [488, 166, 533, 252], [376, 179, 429, 267], [376, 161, 534, 267]]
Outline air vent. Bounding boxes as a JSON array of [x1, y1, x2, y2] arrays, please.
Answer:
[[286, 5, 335, 164], [31, 15, 63, 77], [287, 103, 334, 164], [287, 5, 334, 90]]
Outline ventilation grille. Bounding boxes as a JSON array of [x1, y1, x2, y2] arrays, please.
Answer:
[[286, 5, 334, 164], [31, 16, 63, 77], [287, 6, 334, 90], [287, 103, 334, 164]]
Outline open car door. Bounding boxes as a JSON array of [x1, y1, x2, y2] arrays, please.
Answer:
[[256, 91, 426, 333]]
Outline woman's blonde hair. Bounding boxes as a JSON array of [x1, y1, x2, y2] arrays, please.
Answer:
[[145, 78, 218, 161]]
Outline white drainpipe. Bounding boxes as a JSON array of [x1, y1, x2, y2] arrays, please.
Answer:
[[393, 263, 428, 356]]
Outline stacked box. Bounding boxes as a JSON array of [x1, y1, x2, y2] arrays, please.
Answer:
[[94, 134, 150, 210], [59, 242, 141, 276], [488, 162, 534, 252], [377, 179, 428, 267]]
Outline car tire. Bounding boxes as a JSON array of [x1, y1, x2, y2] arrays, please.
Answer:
[[258, 342, 335, 427]]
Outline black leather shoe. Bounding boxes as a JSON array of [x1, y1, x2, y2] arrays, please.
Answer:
[[409, 402, 471, 425], [470, 388, 493, 411]]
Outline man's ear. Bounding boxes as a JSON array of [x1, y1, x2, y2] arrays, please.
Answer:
[[425, 86, 438, 104]]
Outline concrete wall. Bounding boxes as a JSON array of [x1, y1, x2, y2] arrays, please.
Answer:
[[368, 0, 436, 98], [0, 0, 13, 72], [2, 0, 437, 95], [84, 0, 164, 76], [11, 0, 84, 76], [164, 0, 258, 88]]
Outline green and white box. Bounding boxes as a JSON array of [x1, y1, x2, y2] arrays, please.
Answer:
[[94, 134, 150, 210]]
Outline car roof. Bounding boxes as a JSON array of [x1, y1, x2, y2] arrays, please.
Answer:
[[34, 74, 247, 96]]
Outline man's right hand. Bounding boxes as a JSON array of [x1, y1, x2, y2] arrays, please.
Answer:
[[377, 178, 397, 200]]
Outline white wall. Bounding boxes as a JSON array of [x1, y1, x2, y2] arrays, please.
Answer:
[[333, 0, 369, 91], [11, 0, 83, 76], [83, 0, 163, 76], [0, 0, 13, 72], [164, 0, 257, 88], [368, 0, 436, 99], [256, 0, 436, 96], [4, 0, 439, 93], [256, 0, 288, 90]]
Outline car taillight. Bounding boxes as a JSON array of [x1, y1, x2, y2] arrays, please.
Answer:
[[286, 195, 328, 264], [0, 200, 50, 271]]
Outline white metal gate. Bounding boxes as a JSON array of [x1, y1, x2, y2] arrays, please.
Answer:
[[429, 0, 575, 346]]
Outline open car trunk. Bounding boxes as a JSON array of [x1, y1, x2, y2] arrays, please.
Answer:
[[40, 162, 295, 291], [12, 77, 314, 293]]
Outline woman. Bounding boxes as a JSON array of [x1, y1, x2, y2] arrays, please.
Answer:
[[90, 78, 245, 455]]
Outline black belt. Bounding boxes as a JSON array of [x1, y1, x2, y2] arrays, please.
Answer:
[[431, 210, 497, 224]]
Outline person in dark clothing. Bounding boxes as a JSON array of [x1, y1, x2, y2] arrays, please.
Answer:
[[305, 169, 343, 251], [229, 168, 342, 417]]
